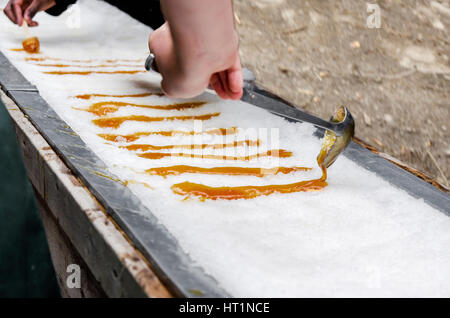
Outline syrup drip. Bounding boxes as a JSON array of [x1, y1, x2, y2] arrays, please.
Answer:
[[93, 171, 153, 189], [123, 180, 153, 189], [22, 37, 40, 54]]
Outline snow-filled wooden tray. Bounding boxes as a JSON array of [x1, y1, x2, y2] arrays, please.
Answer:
[[1, 0, 449, 297]]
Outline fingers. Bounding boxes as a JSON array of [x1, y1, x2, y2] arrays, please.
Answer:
[[211, 55, 243, 101], [227, 56, 243, 100], [149, 26, 174, 97], [3, 1, 17, 24], [219, 71, 231, 99], [210, 73, 228, 100], [25, 0, 56, 26], [148, 23, 169, 75], [23, 1, 44, 26], [12, 0, 24, 26], [150, 22, 243, 100], [27, 20, 38, 27]]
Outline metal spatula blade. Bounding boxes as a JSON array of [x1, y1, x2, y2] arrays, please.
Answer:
[[318, 106, 355, 168]]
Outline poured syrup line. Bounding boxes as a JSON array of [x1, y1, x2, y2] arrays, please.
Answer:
[[10, 50, 143, 63], [170, 147, 328, 200], [74, 101, 206, 116], [145, 165, 311, 178], [74, 93, 163, 100], [34, 63, 143, 68], [121, 140, 260, 151], [137, 149, 292, 161], [171, 177, 327, 201], [92, 113, 221, 128], [24, 56, 145, 63], [44, 70, 146, 75], [98, 127, 238, 142]]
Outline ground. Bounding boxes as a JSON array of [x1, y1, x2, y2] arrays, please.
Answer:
[[234, 0, 450, 188]]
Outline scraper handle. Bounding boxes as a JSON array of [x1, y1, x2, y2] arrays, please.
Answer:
[[241, 87, 345, 135], [145, 53, 159, 73]]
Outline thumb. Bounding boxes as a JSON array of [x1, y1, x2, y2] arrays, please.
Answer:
[[12, 0, 24, 26]]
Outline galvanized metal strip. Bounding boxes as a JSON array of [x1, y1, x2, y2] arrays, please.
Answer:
[[0, 55, 38, 93]]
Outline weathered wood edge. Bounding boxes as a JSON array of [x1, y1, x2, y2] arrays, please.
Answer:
[[1, 90, 172, 298]]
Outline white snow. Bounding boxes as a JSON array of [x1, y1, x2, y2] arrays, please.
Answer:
[[1, 0, 449, 297]]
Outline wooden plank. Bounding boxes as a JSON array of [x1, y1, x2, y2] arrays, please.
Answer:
[[35, 192, 107, 298], [1, 90, 172, 298]]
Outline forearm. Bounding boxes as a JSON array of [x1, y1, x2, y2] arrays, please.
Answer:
[[160, 0, 238, 75]]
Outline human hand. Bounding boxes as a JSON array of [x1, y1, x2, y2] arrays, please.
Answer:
[[3, 0, 56, 27], [149, 23, 243, 100]]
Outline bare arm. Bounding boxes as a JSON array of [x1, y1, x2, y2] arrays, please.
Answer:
[[149, 0, 243, 100]]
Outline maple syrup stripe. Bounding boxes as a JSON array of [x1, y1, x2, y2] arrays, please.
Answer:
[[24, 56, 144, 63], [171, 178, 327, 200], [145, 165, 311, 177], [121, 140, 259, 151], [98, 127, 238, 142], [34, 63, 143, 68], [44, 70, 146, 75], [171, 145, 330, 200], [92, 113, 221, 128], [75, 93, 163, 100], [137, 149, 292, 161], [75, 101, 206, 116]]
